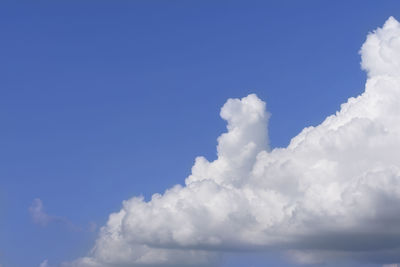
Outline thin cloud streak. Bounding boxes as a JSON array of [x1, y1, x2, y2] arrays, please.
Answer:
[[29, 198, 97, 233]]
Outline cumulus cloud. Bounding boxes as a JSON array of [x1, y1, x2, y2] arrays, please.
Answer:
[[68, 17, 400, 266]]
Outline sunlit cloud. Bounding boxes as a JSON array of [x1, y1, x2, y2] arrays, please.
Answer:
[[66, 17, 400, 267]]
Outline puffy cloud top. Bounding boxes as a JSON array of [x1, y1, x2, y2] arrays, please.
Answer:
[[361, 16, 400, 77], [68, 17, 400, 266]]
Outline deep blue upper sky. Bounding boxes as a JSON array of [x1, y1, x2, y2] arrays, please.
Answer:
[[1, 1, 399, 266]]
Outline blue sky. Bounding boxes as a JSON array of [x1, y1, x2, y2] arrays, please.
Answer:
[[2, 1, 400, 267]]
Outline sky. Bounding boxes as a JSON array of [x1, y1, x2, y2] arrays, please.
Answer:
[[2, 1, 400, 267]]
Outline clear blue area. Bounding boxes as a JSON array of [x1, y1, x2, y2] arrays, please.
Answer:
[[1, 1, 399, 266]]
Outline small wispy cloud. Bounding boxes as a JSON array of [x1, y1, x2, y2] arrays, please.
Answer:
[[29, 198, 96, 232], [39, 259, 49, 267], [29, 198, 56, 227]]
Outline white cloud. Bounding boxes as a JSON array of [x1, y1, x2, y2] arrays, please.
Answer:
[[68, 17, 400, 266]]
